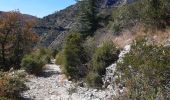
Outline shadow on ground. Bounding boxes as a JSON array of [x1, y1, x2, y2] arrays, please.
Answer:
[[38, 70, 60, 78]]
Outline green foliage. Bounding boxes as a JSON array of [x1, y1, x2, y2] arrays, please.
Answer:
[[110, 0, 170, 34], [55, 51, 64, 65], [52, 48, 60, 58], [116, 39, 170, 99], [86, 42, 119, 87], [21, 48, 51, 75], [141, 0, 170, 28], [21, 55, 44, 75], [83, 37, 97, 61], [110, 1, 142, 34], [92, 42, 119, 76], [63, 32, 86, 79], [78, 0, 100, 38], [0, 72, 27, 99], [86, 72, 103, 88], [36, 48, 51, 64]]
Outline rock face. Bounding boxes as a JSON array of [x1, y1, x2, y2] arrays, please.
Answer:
[[103, 45, 131, 95], [34, 4, 80, 49]]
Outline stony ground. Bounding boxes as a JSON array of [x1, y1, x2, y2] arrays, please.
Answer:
[[22, 45, 133, 100], [22, 61, 116, 100]]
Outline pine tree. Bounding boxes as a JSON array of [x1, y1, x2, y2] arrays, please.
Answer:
[[63, 32, 86, 79], [78, 0, 100, 38]]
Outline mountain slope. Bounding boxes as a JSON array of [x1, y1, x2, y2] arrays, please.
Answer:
[[35, 4, 80, 49], [1, 0, 135, 49]]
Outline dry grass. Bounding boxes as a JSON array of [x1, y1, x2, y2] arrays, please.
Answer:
[[94, 25, 170, 48], [112, 25, 170, 48]]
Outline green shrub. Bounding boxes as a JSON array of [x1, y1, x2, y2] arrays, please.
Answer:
[[55, 51, 64, 65], [116, 38, 170, 99], [0, 72, 27, 99], [63, 32, 86, 79], [21, 55, 44, 75], [92, 42, 119, 76], [83, 37, 97, 61], [21, 48, 51, 75], [86, 72, 103, 88], [35, 48, 51, 64], [86, 42, 119, 87]]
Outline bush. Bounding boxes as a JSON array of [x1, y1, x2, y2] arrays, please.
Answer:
[[0, 72, 27, 99], [116, 38, 170, 99], [83, 37, 97, 61], [21, 48, 51, 75], [63, 32, 86, 79], [86, 42, 119, 87], [21, 55, 44, 75], [86, 72, 103, 88], [35, 48, 51, 64], [92, 42, 119, 76], [55, 51, 64, 65]]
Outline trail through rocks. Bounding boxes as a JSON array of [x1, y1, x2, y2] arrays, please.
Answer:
[[22, 45, 132, 100], [22, 61, 115, 100]]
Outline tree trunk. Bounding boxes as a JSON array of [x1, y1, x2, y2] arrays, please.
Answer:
[[1, 43, 6, 68]]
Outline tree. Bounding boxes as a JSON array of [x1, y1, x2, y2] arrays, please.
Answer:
[[78, 0, 100, 38], [142, 0, 170, 28], [0, 11, 38, 70], [63, 32, 86, 79]]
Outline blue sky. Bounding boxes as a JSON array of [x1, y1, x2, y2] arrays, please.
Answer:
[[0, 0, 76, 18]]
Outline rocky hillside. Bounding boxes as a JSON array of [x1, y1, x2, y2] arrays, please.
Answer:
[[34, 0, 135, 49], [0, 0, 136, 49], [34, 4, 80, 49]]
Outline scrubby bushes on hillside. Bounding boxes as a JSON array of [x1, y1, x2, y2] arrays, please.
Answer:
[[110, 1, 142, 34], [0, 72, 27, 99], [110, 0, 170, 34], [86, 42, 119, 87], [55, 51, 64, 65], [116, 39, 170, 99], [21, 48, 51, 75], [62, 33, 87, 79], [92, 42, 119, 76]]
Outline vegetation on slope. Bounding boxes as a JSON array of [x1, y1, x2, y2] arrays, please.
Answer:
[[0, 11, 38, 71], [116, 38, 170, 99], [109, 0, 170, 34]]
